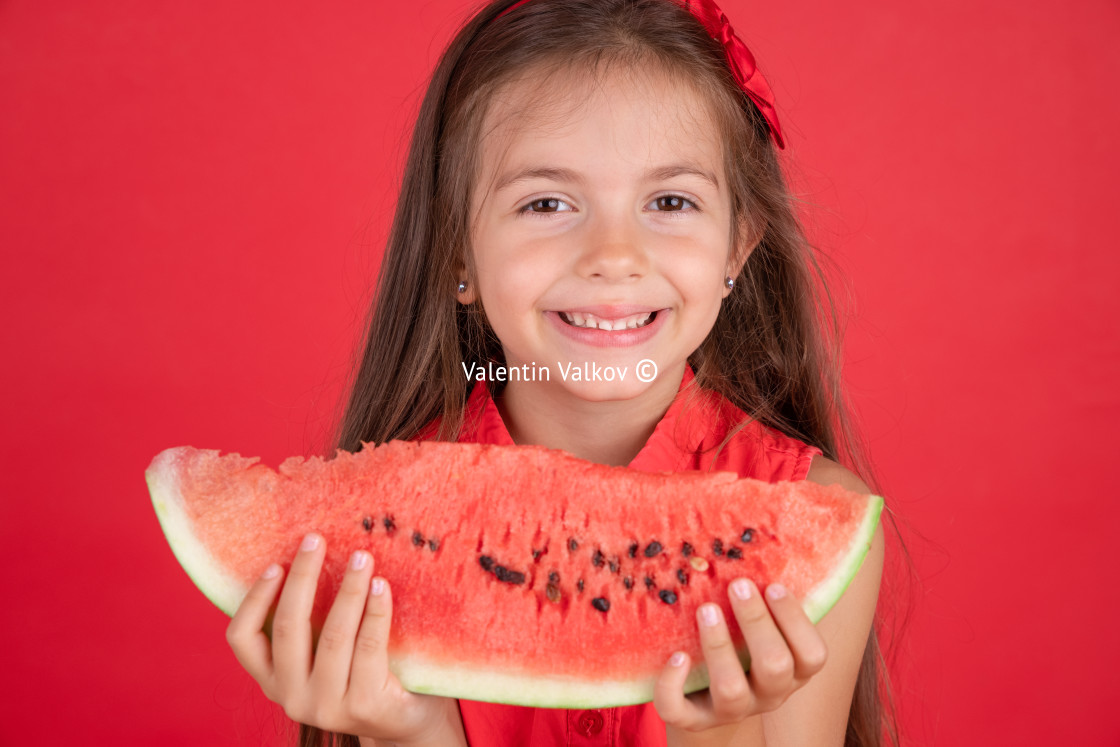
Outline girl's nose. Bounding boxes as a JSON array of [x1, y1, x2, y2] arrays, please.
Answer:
[[574, 212, 649, 282]]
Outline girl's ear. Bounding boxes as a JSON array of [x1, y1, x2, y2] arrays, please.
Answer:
[[458, 281, 477, 304], [455, 265, 477, 304], [725, 218, 762, 296], [452, 250, 474, 304]]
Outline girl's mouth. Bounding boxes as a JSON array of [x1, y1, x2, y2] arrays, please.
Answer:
[[558, 310, 657, 331]]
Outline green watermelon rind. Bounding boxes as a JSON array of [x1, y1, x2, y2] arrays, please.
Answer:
[[802, 493, 883, 624], [147, 447, 884, 709]]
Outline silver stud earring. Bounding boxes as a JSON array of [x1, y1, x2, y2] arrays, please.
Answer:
[[725, 276, 735, 290], [457, 281, 467, 294]]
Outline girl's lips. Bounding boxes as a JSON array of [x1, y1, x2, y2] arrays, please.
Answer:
[[546, 308, 669, 348]]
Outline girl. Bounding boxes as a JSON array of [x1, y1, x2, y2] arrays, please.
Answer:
[[226, 0, 894, 745]]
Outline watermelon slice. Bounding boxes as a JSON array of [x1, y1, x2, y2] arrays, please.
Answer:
[[146, 441, 881, 708]]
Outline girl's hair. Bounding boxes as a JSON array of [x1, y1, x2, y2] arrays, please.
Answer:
[[305, 0, 903, 744]]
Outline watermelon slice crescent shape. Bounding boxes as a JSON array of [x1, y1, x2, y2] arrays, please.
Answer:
[[146, 441, 883, 708]]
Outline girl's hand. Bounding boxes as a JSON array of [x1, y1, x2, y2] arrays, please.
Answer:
[[653, 578, 827, 741], [225, 533, 464, 745]]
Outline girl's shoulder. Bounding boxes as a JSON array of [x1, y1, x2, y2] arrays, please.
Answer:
[[804, 454, 871, 494]]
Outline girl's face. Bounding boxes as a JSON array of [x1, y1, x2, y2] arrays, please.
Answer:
[[465, 66, 746, 403]]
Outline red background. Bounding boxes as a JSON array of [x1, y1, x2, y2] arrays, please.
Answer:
[[2, 0, 1118, 744]]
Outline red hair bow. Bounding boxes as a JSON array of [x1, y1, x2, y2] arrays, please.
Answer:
[[681, 0, 785, 148], [496, 0, 785, 149]]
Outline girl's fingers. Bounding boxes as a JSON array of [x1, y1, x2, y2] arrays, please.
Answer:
[[653, 651, 705, 728], [656, 580, 826, 730], [695, 602, 753, 719], [348, 576, 395, 706], [226, 562, 285, 686], [271, 533, 326, 686], [310, 550, 375, 696], [729, 579, 794, 702], [761, 583, 828, 680]]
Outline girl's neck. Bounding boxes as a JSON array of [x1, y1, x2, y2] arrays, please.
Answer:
[[493, 365, 685, 467]]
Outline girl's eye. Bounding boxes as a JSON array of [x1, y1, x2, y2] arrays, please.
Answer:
[[521, 198, 573, 214], [650, 195, 697, 212]]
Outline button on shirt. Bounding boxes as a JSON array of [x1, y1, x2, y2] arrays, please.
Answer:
[[575, 709, 606, 738], [423, 365, 821, 747]]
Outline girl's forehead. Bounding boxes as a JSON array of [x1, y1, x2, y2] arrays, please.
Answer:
[[475, 65, 726, 187]]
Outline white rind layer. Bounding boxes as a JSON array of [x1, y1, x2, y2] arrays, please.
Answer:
[[147, 449, 250, 617], [391, 655, 721, 708], [147, 446, 884, 708]]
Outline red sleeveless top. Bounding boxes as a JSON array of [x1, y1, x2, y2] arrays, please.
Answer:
[[423, 366, 821, 747]]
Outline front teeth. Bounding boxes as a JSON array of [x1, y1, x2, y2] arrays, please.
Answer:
[[560, 311, 654, 330]]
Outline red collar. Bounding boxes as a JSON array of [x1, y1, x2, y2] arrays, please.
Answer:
[[457, 365, 746, 473]]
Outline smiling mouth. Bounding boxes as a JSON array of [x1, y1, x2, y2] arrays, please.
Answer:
[[558, 310, 658, 331]]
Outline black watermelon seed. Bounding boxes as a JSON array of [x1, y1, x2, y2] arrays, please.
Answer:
[[428, 538, 439, 552], [532, 548, 543, 560], [628, 542, 639, 558], [568, 537, 579, 552], [623, 577, 634, 589], [548, 570, 560, 584], [608, 557, 620, 574], [592, 597, 610, 612], [659, 590, 678, 605], [546, 583, 561, 603], [361, 516, 373, 532], [383, 516, 396, 533], [592, 549, 605, 567], [495, 565, 525, 585], [712, 539, 724, 556], [644, 541, 663, 558], [677, 568, 689, 585], [644, 576, 656, 589], [741, 528, 755, 543], [681, 542, 693, 557], [411, 531, 424, 547], [577, 579, 585, 593], [727, 547, 743, 560], [479, 555, 495, 572]]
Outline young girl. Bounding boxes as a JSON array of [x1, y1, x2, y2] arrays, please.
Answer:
[[225, 0, 892, 744]]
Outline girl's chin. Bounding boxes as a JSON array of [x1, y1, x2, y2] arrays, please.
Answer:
[[501, 368, 665, 405], [553, 379, 652, 403]]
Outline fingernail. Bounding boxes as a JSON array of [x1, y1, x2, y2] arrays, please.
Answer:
[[300, 533, 320, 552], [766, 583, 788, 600], [371, 577, 386, 596], [698, 604, 720, 627], [731, 579, 751, 600], [350, 551, 369, 570], [261, 563, 281, 579], [669, 652, 686, 667]]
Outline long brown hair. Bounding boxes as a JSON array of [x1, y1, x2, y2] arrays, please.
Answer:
[[302, 0, 904, 744]]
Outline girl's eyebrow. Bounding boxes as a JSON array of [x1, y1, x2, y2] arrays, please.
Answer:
[[494, 163, 719, 193], [648, 164, 720, 189], [495, 166, 580, 193]]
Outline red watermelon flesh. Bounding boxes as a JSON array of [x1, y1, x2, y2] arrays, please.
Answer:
[[146, 440, 882, 708]]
